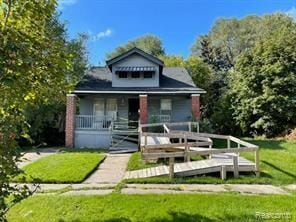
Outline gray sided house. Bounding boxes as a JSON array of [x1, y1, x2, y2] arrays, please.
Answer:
[[65, 47, 205, 149]]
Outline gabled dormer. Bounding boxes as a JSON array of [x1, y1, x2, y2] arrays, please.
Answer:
[[106, 47, 164, 87]]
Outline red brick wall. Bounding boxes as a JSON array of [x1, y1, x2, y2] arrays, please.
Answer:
[[191, 94, 201, 121], [65, 94, 76, 148], [139, 95, 148, 125]]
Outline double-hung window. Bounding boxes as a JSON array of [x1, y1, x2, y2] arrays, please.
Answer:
[[106, 98, 117, 120], [93, 99, 105, 118], [94, 98, 117, 120], [160, 99, 172, 122]]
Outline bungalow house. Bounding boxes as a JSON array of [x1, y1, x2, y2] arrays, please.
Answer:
[[65, 47, 206, 149]]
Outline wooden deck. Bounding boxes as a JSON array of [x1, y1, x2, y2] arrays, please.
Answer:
[[135, 122, 260, 180], [140, 136, 171, 146], [124, 155, 256, 179]]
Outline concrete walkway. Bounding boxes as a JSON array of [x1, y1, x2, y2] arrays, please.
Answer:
[[14, 150, 296, 196], [13, 183, 294, 196], [121, 184, 290, 195], [18, 148, 59, 168], [83, 153, 131, 184]]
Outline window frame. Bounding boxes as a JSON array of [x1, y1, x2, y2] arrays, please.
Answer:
[[143, 71, 154, 79], [93, 98, 105, 118], [116, 71, 128, 79], [131, 71, 140, 78], [106, 98, 117, 119]]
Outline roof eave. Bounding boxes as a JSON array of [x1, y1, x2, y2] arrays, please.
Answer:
[[73, 89, 206, 95], [106, 47, 164, 68]]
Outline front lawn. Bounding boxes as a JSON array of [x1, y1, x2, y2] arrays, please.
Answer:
[[7, 194, 296, 221], [13, 152, 105, 183], [126, 139, 296, 185]]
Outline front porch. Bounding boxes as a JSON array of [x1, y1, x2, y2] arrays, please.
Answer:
[[65, 93, 201, 148]]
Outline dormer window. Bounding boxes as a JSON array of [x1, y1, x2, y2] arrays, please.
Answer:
[[131, 71, 140, 78], [143, 71, 153, 78], [117, 71, 128, 78]]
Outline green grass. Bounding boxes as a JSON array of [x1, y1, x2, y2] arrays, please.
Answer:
[[13, 152, 106, 183], [6, 194, 296, 221], [127, 152, 161, 171], [126, 139, 296, 185]]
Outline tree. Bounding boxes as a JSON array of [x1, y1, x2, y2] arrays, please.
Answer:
[[190, 13, 296, 135], [0, 0, 83, 220], [160, 55, 213, 91], [23, 16, 88, 146], [160, 55, 213, 119], [230, 16, 296, 136], [191, 16, 264, 69], [106, 34, 165, 59]]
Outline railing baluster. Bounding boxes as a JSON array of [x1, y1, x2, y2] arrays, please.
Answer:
[[75, 115, 115, 130]]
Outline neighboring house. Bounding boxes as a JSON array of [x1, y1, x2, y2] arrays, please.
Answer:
[[65, 47, 206, 149]]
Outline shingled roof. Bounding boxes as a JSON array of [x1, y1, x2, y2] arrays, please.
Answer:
[[74, 67, 206, 94]]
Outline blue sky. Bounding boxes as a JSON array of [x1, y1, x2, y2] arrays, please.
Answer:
[[58, 0, 296, 65]]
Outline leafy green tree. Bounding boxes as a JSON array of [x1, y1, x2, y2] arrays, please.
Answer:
[[160, 55, 213, 119], [191, 15, 264, 69], [0, 0, 84, 219], [24, 16, 88, 146], [159, 55, 184, 67], [160, 55, 213, 90], [230, 16, 296, 136], [191, 13, 296, 135], [107, 34, 165, 59]]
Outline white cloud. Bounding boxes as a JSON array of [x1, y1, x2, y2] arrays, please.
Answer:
[[58, 0, 78, 10], [286, 6, 296, 19], [89, 28, 113, 42]]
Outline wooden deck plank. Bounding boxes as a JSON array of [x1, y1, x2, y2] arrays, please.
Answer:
[[126, 154, 257, 179], [155, 166, 161, 176], [163, 166, 169, 174]]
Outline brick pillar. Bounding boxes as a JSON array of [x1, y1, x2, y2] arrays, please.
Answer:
[[191, 94, 201, 121], [65, 94, 76, 148], [139, 95, 148, 125]]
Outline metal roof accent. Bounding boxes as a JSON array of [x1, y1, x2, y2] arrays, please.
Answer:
[[116, 66, 156, 72]]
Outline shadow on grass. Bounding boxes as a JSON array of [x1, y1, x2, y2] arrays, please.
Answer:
[[245, 139, 287, 150], [59, 148, 108, 153], [59, 211, 257, 222], [262, 160, 296, 179]]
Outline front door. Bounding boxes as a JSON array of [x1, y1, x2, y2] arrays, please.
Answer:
[[128, 98, 139, 127]]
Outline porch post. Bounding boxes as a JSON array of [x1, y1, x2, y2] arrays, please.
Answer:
[[191, 94, 200, 121], [139, 94, 148, 126], [65, 94, 76, 148]]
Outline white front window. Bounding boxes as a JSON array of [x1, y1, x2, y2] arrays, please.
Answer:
[[106, 98, 117, 119], [161, 99, 172, 112], [160, 99, 172, 122], [93, 99, 105, 117]]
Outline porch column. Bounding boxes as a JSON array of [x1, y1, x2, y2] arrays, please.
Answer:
[[65, 94, 76, 148], [191, 94, 201, 121], [139, 95, 148, 125]]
